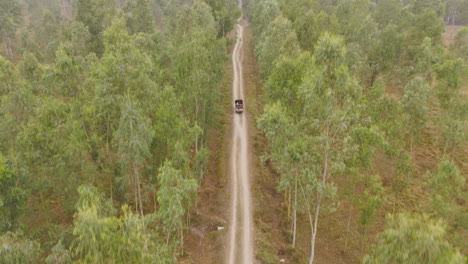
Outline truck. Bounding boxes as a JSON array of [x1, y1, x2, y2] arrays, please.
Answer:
[[235, 99, 244, 114]]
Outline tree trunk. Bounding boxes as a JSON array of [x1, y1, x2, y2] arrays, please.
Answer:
[[4, 40, 12, 60], [106, 118, 113, 201], [310, 197, 322, 264], [134, 166, 144, 216], [180, 228, 184, 256], [344, 204, 352, 252], [292, 173, 298, 248], [153, 189, 157, 213], [310, 148, 329, 264]]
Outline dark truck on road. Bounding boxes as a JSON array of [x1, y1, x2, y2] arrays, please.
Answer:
[[235, 99, 244, 113]]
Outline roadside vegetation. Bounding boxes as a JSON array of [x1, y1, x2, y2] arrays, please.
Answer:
[[0, 0, 239, 262], [247, 0, 467, 263]]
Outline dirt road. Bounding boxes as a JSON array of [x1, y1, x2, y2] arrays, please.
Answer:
[[227, 17, 254, 264]]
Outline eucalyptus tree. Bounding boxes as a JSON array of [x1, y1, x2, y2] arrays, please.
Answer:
[[258, 102, 305, 248], [340, 123, 385, 247], [91, 17, 158, 196], [114, 95, 152, 215], [401, 77, 431, 151], [49, 44, 86, 97], [45, 241, 72, 264], [204, 0, 240, 37], [0, 231, 41, 263], [0, 0, 22, 59], [170, 0, 225, 145], [0, 153, 26, 231], [434, 58, 465, 110], [71, 185, 168, 263], [76, 0, 118, 56], [450, 27, 468, 62], [425, 159, 465, 216], [297, 33, 363, 264], [255, 16, 300, 78], [248, 0, 281, 36], [0, 55, 17, 96], [264, 52, 312, 109], [124, 0, 155, 35], [58, 21, 92, 57], [293, 10, 339, 52], [157, 161, 197, 254], [364, 213, 465, 264]]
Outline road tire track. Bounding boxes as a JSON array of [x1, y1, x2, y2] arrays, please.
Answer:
[[227, 17, 254, 264]]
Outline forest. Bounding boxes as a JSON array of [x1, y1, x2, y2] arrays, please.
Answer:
[[248, 0, 467, 263], [0, 0, 467, 263], [0, 0, 239, 262]]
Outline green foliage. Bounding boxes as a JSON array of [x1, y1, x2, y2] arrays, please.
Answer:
[[59, 21, 92, 57], [401, 77, 431, 145], [256, 16, 300, 77], [410, 9, 445, 46], [451, 27, 468, 62], [0, 0, 229, 261], [248, 0, 281, 36], [357, 174, 384, 226], [434, 58, 466, 109], [204, 0, 241, 37], [364, 213, 465, 264], [293, 10, 339, 52], [115, 95, 152, 169], [157, 161, 197, 248], [76, 0, 117, 56], [425, 159, 465, 216], [250, 0, 468, 262], [0, 56, 17, 94], [0, 154, 26, 231], [264, 52, 312, 109], [0, 231, 42, 264], [124, 0, 155, 34], [0, 0, 22, 43], [45, 240, 72, 264], [72, 185, 171, 263]]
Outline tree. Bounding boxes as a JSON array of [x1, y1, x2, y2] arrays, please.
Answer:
[[45, 240, 72, 264], [450, 27, 468, 62], [59, 21, 92, 57], [157, 161, 197, 254], [264, 52, 312, 110], [434, 58, 465, 110], [409, 0, 445, 16], [0, 231, 41, 263], [364, 213, 465, 264], [76, 0, 117, 56], [426, 159, 465, 216], [124, 0, 155, 35], [409, 9, 445, 48], [0, 55, 17, 96], [204, 0, 240, 37], [0, 153, 26, 231], [0, 0, 22, 59], [71, 185, 168, 263], [255, 16, 300, 78], [298, 33, 362, 264], [114, 95, 152, 215], [258, 102, 304, 248], [293, 10, 339, 52], [248, 0, 281, 36], [401, 77, 431, 151], [170, 1, 225, 137]]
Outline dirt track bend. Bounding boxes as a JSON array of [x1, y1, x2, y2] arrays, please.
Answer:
[[227, 15, 254, 264]]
